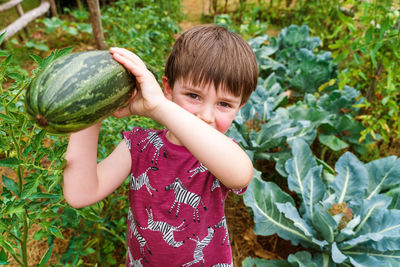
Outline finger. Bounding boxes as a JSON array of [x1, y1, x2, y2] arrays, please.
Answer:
[[112, 53, 148, 79], [112, 106, 133, 118], [110, 47, 145, 67]]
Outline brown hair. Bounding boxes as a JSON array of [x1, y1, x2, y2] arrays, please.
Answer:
[[165, 24, 258, 104]]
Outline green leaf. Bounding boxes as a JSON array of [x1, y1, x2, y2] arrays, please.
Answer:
[[318, 134, 349, 151], [353, 53, 360, 64], [330, 152, 368, 204], [312, 204, 337, 243], [288, 251, 321, 267], [332, 242, 347, 263], [0, 247, 8, 264], [244, 170, 315, 247], [365, 156, 400, 200], [0, 157, 22, 167], [2, 175, 19, 194], [344, 209, 400, 251], [0, 32, 5, 45], [21, 178, 40, 199], [302, 166, 325, 222], [0, 113, 19, 124], [386, 186, 400, 209], [346, 249, 400, 266], [30, 54, 43, 66], [242, 257, 290, 267], [54, 46, 74, 60], [369, 49, 377, 69], [37, 241, 53, 266], [276, 202, 314, 237], [7, 72, 24, 82], [286, 138, 317, 196], [0, 236, 15, 253]]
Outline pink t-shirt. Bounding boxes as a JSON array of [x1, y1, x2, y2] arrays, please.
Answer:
[[122, 127, 244, 266]]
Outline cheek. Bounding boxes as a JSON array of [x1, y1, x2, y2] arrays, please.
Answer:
[[215, 113, 236, 134], [174, 97, 197, 115]]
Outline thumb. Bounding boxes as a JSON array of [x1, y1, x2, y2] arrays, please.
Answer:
[[112, 105, 133, 118], [112, 90, 138, 118]]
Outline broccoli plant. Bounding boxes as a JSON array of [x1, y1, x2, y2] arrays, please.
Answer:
[[243, 138, 400, 266], [250, 24, 338, 94]]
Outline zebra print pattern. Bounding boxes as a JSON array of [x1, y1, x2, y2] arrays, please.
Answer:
[[214, 216, 229, 246], [124, 136, 131, 150], [165, 177, 207, 222], [212, 263, 233, 267], [188, 163, 207, 178], [130, 166, 158, 196], [139, 206, 186, 248], [127, 249, 144, 267], [134, 128, 167, 165], [211, 179, 221, 192], [183, 226, 215, 266], [128, 209, 151, 257]]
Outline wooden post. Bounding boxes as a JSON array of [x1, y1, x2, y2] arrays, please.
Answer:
[[86, 0, 106, 50], [47, 0, 58, 17], [15, 3, 24, 16], [15, 3, 29, 37]]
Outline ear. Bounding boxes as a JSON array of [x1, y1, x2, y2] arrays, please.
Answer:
[[162, 76, 173, 101]]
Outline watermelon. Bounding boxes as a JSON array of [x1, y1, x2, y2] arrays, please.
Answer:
[[25, 50, 136, 134]]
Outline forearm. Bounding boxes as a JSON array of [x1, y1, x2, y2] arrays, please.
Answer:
[[152, 100, 253, 189], [63, 123, 101, 208]]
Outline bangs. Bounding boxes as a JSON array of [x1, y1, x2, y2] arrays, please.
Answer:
[[165, 25, 258, 104]]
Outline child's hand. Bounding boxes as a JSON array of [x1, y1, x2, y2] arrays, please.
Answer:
[[109, 47, 166, 118]]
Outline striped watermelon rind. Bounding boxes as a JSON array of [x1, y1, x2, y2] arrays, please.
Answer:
[[25, 50, 136, 134]]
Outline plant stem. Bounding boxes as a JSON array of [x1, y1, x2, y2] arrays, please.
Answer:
[[7, 99, 29, 266], [320, 146, 328, 162], [21, 210, 29, 267]]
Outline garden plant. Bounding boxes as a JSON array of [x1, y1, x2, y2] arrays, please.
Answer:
[[1, 0, 400, 266]]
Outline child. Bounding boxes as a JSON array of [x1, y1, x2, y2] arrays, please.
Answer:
[[63, 24, 258, 266]]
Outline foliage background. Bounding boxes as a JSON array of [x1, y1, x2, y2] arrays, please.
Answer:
[[1, 0, 400, 266]]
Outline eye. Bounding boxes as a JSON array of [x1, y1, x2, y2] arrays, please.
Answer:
[[218, 102, 232, 108], [187, 93, 199, 100]]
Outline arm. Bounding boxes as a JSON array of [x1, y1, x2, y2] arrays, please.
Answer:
[[63, 123, 131, 208], [110, 48, 253, 189], [155, 101, 253, 189]]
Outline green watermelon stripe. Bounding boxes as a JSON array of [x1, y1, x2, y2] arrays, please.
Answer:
[[25, 51, 136, 133], [47, 69, 134, 121]]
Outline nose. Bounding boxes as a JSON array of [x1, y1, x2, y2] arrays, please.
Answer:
[[196, 105, 214, 125]]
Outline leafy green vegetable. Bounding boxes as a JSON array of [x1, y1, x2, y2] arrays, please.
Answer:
[[244, 138, 400, 266]]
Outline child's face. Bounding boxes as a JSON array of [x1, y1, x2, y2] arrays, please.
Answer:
[[163, 78, 244, 134]]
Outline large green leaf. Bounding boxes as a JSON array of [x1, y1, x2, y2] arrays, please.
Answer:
[[244, 170, 315, 247], [301, 165, 326, 222], [386, 186, 400, 209], [330, 152, 368, 204], [345, 248, 400, 267], [312, 203, 337, 244], [365, 156, 400, 200], [285, 138, 317, 196], [318, 134, 349, 151], [242, 257, 290, 267], [288, 49, 336, 93], [342, 209, 400, 251], [278, 25, 321, 50]]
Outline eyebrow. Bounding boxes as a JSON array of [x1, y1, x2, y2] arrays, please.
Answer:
[[182, 84, 202, 93], [182, 84, 240, 104]]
